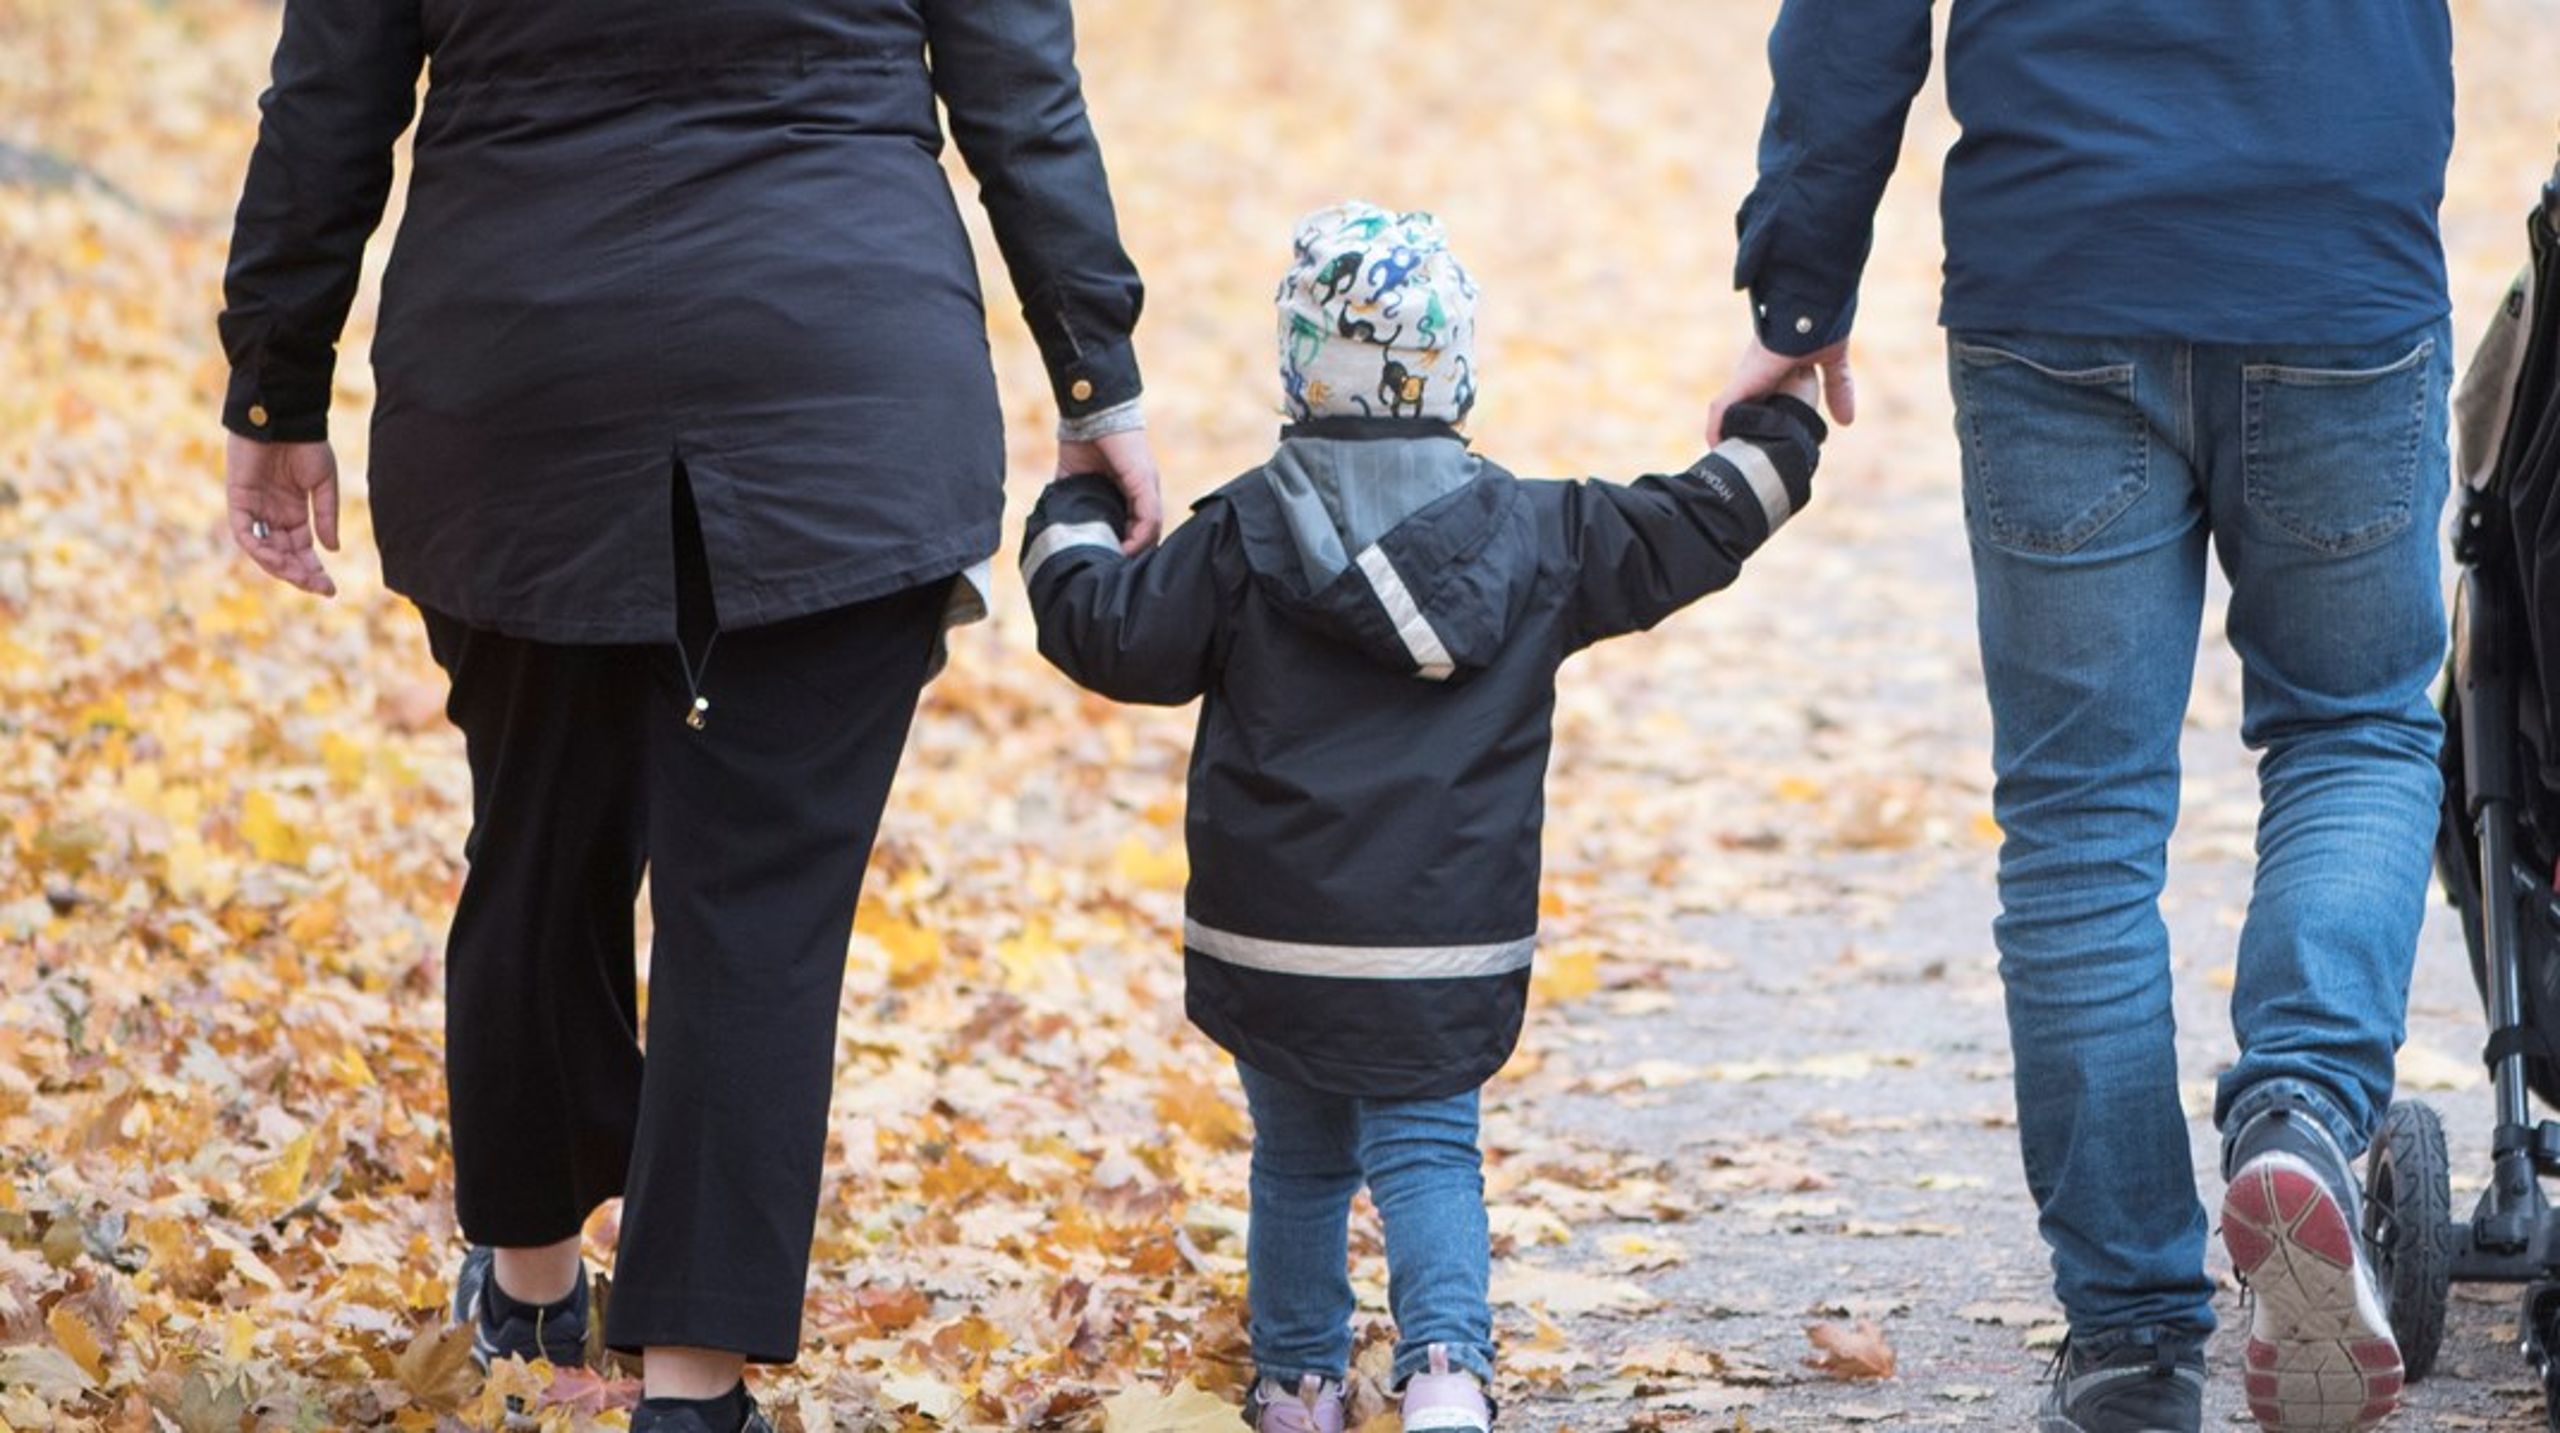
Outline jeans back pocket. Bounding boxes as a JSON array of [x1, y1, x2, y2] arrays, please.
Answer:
[[1950, 341, 2149, 557], [2241, 339, 2435, 557]]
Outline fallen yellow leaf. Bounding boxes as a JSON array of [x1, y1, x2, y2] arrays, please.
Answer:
[[1531, 947, 1601, 1003], [46, 1306, 103, 1383], [1100, 1379, 1241, 1433], [253, 1130, 315, 1209], [1114, 834, 1189, 890], [239, 789, 311, 866]]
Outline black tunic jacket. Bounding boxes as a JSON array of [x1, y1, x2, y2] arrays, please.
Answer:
[[1021, 400, 1824, 1098], [220, 0, 1143, 642]]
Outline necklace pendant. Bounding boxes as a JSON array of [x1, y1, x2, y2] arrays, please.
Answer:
[[686, 696, 709, 731]]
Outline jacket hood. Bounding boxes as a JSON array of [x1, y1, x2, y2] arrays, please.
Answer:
[[1224, 418, 1538, 681]]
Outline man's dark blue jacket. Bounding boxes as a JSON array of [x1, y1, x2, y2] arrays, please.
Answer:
[[1737, 0, 2454, 355], [1021, 401, 1822, 1098]]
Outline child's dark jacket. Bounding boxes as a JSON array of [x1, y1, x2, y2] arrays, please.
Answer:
[[1022, 397, 1822, 1099]]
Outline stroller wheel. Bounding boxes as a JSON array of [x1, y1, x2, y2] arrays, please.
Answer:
[[2362, 1099, 2455, 1382]]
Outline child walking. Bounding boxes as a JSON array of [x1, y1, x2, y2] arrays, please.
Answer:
[[1021, 202, 1824, 1432]]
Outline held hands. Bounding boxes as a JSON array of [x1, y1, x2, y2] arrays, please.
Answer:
[[1708, 334, 1854, 444], [226, 433, 341, 597], [1057, 426, 1164, 554], [1773, 363, 1822, 410]]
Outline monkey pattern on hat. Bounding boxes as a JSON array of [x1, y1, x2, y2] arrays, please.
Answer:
[[1277, 202, 1478, 425]]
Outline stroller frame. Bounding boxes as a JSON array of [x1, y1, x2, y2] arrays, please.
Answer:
[[2363, 160, 2560, 1427], [2442, 472, 2560, 1342]]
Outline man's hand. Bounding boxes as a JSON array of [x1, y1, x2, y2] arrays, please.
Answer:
[[1058, 426, 1164, 554], [226, 433, 340, 597], [1709, 334, 1856, 443]]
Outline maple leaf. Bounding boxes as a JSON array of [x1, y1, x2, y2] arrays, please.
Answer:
[[162, 1369, 253, 1433], [1803, 1319, 1898, 1381], [391, 1321, 480, 1412], [535, 1363, 632, 1417], [853, 1283, 934, 1336]]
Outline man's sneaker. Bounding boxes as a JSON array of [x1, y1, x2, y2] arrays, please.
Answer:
[[2036, 1336, 2205, 1432], [1248, 1374, 1344, 1433], [451, 1245, 592, 1371], [628, 1395, 775, 1433], [1399, 1345, 1492, 1433], [2220, 1101, 2404, 1430]]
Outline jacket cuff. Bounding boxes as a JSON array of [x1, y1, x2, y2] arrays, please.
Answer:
[[1020, 473, 1129, 583], [1749, 284, 1855, 358], [1755, 393, 1830, 447], [222, 361, 331, 443], [1058, 396, 1145, 444], [1710, 396, 1824, 521], [1051, 335, 1142, 423]]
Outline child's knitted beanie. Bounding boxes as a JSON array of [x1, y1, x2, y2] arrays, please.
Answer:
[[1276, 201, 1478, 425]]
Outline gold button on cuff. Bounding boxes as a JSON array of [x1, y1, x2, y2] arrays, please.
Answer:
[[247, 403, 270, 427], [1069, 379, 1095, 403]]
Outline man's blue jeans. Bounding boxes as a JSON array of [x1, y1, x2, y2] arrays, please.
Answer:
[[1235, 1061, 1495, 1389], [1947, 321, 2452, 1347]]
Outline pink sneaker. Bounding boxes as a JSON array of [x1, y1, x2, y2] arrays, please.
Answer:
[[1249, 1374, 1343, 1433], [1399, 1345, 1492, 1432], [2220, 1103, 2401, 1431]]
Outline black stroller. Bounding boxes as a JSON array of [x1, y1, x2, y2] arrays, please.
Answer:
[[2360, 154, 2560, 1424]]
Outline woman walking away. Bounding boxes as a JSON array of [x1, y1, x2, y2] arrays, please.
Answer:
[[216, 3, 1158, 1428]]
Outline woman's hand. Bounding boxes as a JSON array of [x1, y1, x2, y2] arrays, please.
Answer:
[[1057, 427, 1164, 554], [226, 432, 341, 597]]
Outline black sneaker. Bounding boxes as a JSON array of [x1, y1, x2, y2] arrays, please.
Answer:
[[2220, 1099, 2402, 1430], [629, 1394, 775, 1433], [2036, 1336, 2206, 1432], [451, 1245, 592, 1371]]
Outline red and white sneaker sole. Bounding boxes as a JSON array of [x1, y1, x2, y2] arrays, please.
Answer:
[[2221, 1153, 2403, 1430]]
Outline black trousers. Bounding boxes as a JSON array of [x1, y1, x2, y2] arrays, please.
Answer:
[[419, 490, 944, 1362]]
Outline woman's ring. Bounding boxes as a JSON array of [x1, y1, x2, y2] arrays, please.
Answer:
[[250, 518, 271, 541]]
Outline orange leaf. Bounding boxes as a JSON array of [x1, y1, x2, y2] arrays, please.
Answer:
[[1803, 1319, 1897, 1380], [393, 1321, 481, 1411], [855, 1283, 933, 1336], [1154, 1070, 1248, 1151], [48, 1304, 104, 1383], [537, 1364, 630, 1416]]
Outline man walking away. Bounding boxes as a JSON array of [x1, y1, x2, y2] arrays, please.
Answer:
[[1708, 4, 2455, 1430]]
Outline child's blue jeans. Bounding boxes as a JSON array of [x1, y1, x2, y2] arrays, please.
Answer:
[[1236, 1061, 1495, 1389]]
